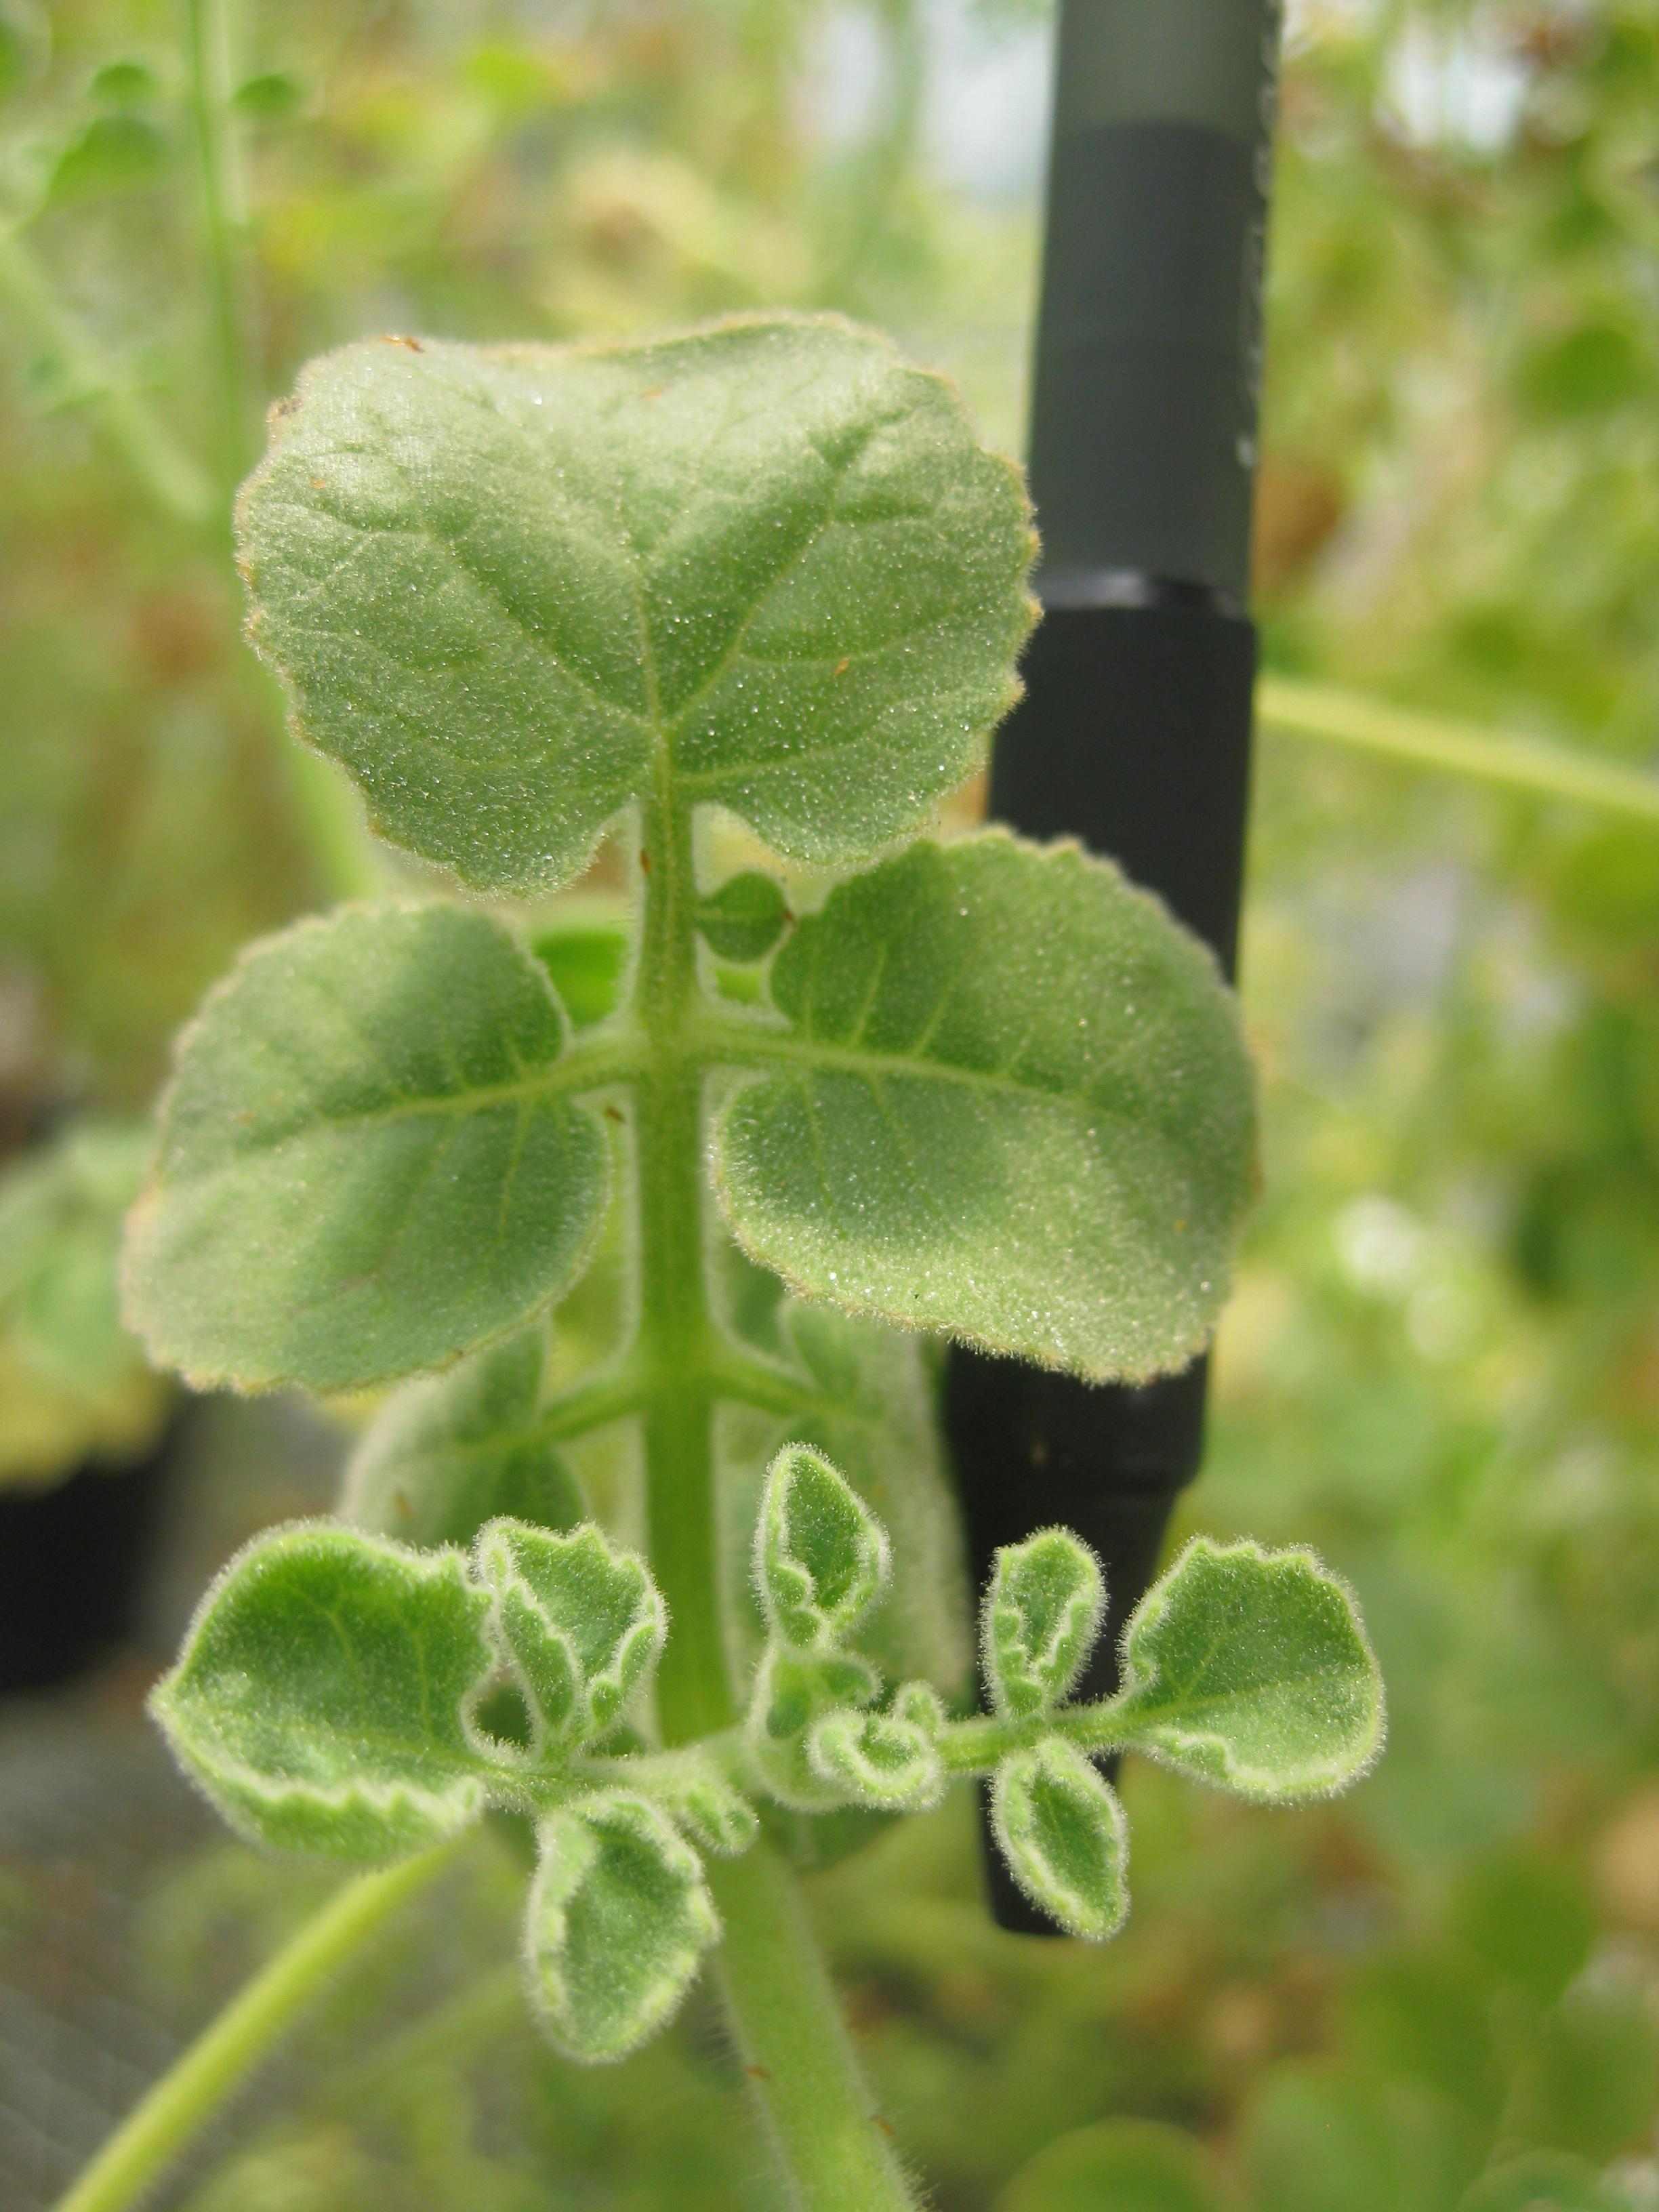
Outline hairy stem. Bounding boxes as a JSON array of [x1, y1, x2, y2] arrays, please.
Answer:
[[708, 1847, 918, 2212], [631, 774, 920, 2209], [53, 1843, 457, 2212], [636, 780, 733, 1746]]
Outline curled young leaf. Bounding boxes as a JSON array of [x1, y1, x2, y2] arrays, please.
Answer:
[[715, 832, 1256, 1384], [983, 1528, 1105, 1721], [807, 1704, 945, 1812], [343, 1324, 585, 1549], [525, 1793, 718, 2062], [475, 1519, 665, 1750], [1108, 1537, 1385, 1801], [645, 1755, 760, 1858], [991, 1736, 1129, 1942], [744, 1646, 882, 1811], [239, 318, 1035, 894], [754, 1443, 890, 1652], [695, 872, 790, 964], [151, 1524, 499, 1862], [123, 903, 611, 1394], [715, 1297, 972, 1702]]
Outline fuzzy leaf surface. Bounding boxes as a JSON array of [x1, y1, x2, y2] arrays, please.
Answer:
[[476, 1519, 664, 1748], [527, 1794, 718, 2061], [808, 1704, 945, 1811], [646, 1757, 760, 1857], [716, 834, 1256, 1382], [754, 1442, 889, 1652], [695, 872, 790, 962], [745, 1646, 882, 1810], [985, 1529, 1105, 1720], [239, 319, 1034, 893], [123, 904, 610, 1393], [1109, 1538, 1385, 1801], [991, 1736, 1129, 1941], [151, 1524, 499, 1860], [343, 1325, 585, 1549], [715, 1298, 971, 1699]]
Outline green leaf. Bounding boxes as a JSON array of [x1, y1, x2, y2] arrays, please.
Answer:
[[695, 871, 790, 962], [237, 317, 1035, 895], [991, 1736, 1128, 1942], [807, 1698, 944, 1811], [0, 1121, 169, 1486], [232, 68, 303, 119], [90, 60, 161, 106], [744, 1647, 882, 1810], [475, 1519, 664, 1748], [122, 903, 611, 1393], [342, 1324, 585, 1549], [1109, 1538, 1385, 1801], [530, 907, 630, 1029], [151, 1523, 500, 1861], [715, 832, 1256, 1383], [754, 1442, 888, 1652], [999, 2118, 1240, 2212], [983, 1528, 1104, 1721], [715, 1297, 972, 1700], [526, 1793, 718, 2062], [1457, 2155, 1620, 2212], [48, 111, 169, 203], [645, 1754, 760, 1857]]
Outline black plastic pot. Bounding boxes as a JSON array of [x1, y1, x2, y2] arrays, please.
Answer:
[[0, 1431, 176, 1692]]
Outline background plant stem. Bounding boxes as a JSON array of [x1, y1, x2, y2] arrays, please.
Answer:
[[1257, 673, 1659, 827], [0, 228, 216, 528], [53, 1844, 457, 2212], [184, 0, 253, 504]]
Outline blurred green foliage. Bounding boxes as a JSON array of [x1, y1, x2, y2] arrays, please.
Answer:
[[4, 0, 1659, 2205]]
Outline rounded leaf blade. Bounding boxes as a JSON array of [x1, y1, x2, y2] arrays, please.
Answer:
[[122, 903, 610, 1393], [1109, 1537, 1385, 1801], [239, 318, 1036, 893], [991, 1735, 1129, 1941], [150, 1523, 499, 1861], [715, 833, 1256, 1383], [526, 1794, 718, 2062]]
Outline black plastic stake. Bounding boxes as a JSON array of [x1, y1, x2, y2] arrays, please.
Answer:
[[945, 0, 1282, 1933]]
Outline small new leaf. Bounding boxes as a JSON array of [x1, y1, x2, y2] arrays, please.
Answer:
[[716, 833, 1256, 1383], [1108, 1537, 1385, 1801], [991, 1736, 1129, 1942], [754, 1443, 890, 1652], [646, 1755, 760, 1857], [745, 1647, 882, 1811], [526, 1794, 718, 2062], [123, 904, 610, 1393], [152, 1525, 499, 1861], [984, 1528, 1105, 1721], [476, 1519, 665, 1749], [695, 872, 790, 963], [807, 1705, 945, 1812]]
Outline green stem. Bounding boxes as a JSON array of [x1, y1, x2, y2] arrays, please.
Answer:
[[1257, 672, 1659, 828], [707, 1846, 918, 2212], [53, 1843, 457, 2212], [629, 770, 921, 2209], [184, 0, 253, 501], [0, 227, 216, 527]]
